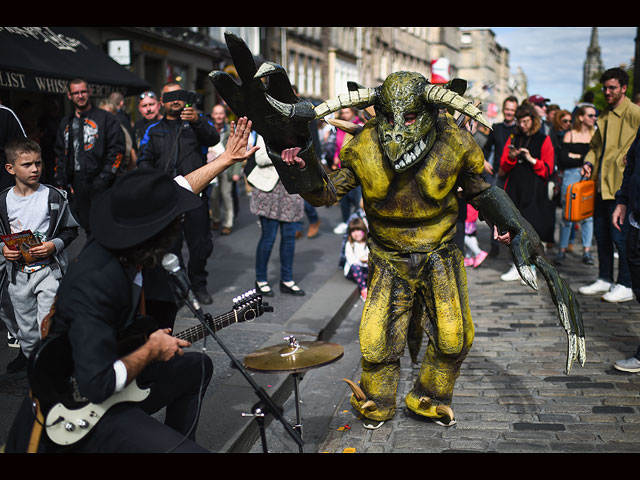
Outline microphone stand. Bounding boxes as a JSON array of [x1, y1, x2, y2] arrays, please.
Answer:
[[178, 293, 304, 453]]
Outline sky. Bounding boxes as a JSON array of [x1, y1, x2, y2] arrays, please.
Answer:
[[472, 27, 637, 110]]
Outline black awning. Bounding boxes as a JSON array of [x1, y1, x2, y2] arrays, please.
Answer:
[[0, 27, 150, 97]]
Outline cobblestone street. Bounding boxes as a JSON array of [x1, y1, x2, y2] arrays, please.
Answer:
[[317, 225, 640, 453]]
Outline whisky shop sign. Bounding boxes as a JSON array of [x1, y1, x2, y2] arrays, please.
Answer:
[[0, 27, 148, 96]]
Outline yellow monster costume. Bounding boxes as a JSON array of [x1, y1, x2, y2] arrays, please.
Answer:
[[210, 32, 585, 430], [304, 113, 485, 424]]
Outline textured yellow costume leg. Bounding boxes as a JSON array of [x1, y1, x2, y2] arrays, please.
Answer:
[[351, 242, 473, 422]]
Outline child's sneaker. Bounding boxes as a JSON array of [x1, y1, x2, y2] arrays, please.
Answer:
[[473, 250, 488, 268], [7, 331, 19, 349], [464, 257, 474, 267]]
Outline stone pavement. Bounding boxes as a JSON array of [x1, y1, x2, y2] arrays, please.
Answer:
[[314, 224, 640, 453]]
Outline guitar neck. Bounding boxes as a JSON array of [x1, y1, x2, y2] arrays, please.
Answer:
[[173, 309, 238, 344]]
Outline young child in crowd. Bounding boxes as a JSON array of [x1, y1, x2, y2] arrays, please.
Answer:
[[464, 204, 488, 268], [0, 138, 79, 373], [343, 217, 369, 301]]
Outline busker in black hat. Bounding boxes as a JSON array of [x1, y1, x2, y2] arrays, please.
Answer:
[[5, 117, 259, 453]]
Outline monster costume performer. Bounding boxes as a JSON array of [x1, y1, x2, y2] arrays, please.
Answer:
[[211, 33, 586, 429]]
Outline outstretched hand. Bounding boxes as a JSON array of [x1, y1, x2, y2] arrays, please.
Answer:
[[226, 116, 260, 164], [183, 116, 260, 195]]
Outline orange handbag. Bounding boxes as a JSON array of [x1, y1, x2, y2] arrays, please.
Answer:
[[564, 178, 595, 222]]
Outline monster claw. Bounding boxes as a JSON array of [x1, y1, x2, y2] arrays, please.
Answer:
[[265, 94, 316, 120], [344, 378, 367, 402], [578, 337, 586, 367], [435, 405, 455, 424], [254, 61, 286, 80], [566, 333, 577, 374], [517, 264, 538, 290]]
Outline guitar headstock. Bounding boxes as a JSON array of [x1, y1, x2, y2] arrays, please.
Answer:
[[232, 289, 273, 323]]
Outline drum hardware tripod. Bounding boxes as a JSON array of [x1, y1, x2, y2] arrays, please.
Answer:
[[244, 335, 344, 453]]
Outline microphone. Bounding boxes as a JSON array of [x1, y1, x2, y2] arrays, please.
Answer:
[[161, 253, 201, 312]]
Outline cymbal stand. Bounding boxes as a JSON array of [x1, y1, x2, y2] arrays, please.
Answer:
[[291, 371, 304, 453], [182, 301, 303, 453]]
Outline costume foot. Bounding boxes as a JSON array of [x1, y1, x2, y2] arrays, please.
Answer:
[[406, 395, 456, 426]]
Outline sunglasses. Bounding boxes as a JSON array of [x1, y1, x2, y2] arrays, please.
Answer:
[[139, 91, 157, 100]]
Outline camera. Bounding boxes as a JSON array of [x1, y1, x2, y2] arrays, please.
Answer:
[[162, 89, 203, 108]]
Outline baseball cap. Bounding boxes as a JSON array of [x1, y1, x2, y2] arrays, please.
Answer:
[[528, 95, 550, 107]]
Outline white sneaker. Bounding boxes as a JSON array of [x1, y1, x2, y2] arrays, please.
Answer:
[[579, 279, 612, 296], [602, 284, 634, 303], [500, 265, 520, 282], [613, 356, 640, 373], [333, 222, 347, 235]]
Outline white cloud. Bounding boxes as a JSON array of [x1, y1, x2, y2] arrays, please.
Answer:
[[479, 27, 636, 109]]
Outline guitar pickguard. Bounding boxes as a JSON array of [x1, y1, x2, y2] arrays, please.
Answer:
[[44, 381, 150, 446]]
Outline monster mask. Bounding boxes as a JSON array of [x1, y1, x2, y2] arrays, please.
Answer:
[[375, 72, 437, 172]]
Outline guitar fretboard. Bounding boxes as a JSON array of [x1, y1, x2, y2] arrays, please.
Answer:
[[174, 309, 240, 344]]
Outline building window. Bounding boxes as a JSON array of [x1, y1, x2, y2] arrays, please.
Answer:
[[209, 27, 260, 55]]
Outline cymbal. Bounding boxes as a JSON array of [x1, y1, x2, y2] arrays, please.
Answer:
[[244, 339, 344, 373]]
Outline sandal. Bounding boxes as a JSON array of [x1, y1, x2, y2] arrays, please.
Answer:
[[255, 281, 274, 297]]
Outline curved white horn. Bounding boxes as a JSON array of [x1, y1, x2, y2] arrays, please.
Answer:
[[423, 84, 491, 129]]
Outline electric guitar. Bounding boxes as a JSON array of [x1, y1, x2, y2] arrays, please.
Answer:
[[28, 289, 267, 447]]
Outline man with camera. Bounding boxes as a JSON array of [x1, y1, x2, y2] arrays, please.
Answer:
[[137, 82, 220, 305]]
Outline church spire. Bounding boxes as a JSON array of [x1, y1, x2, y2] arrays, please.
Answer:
[[583, 27, 604, 93]]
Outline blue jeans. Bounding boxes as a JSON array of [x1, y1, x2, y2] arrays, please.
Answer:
[[340, 186, 362, 223], [558, 168, 594, 249], [593, 194, 631, 287], [295, 201, 319, 233], [256, 216, 297, 283]]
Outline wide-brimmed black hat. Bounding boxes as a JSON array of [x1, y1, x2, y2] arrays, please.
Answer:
[[90, 169, 201, 250]]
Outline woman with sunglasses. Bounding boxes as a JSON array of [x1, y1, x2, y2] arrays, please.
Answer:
[[553, 105, 597, 265]]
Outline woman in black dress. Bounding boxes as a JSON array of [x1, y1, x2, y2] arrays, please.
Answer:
[[499, 103, 556, 282]]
